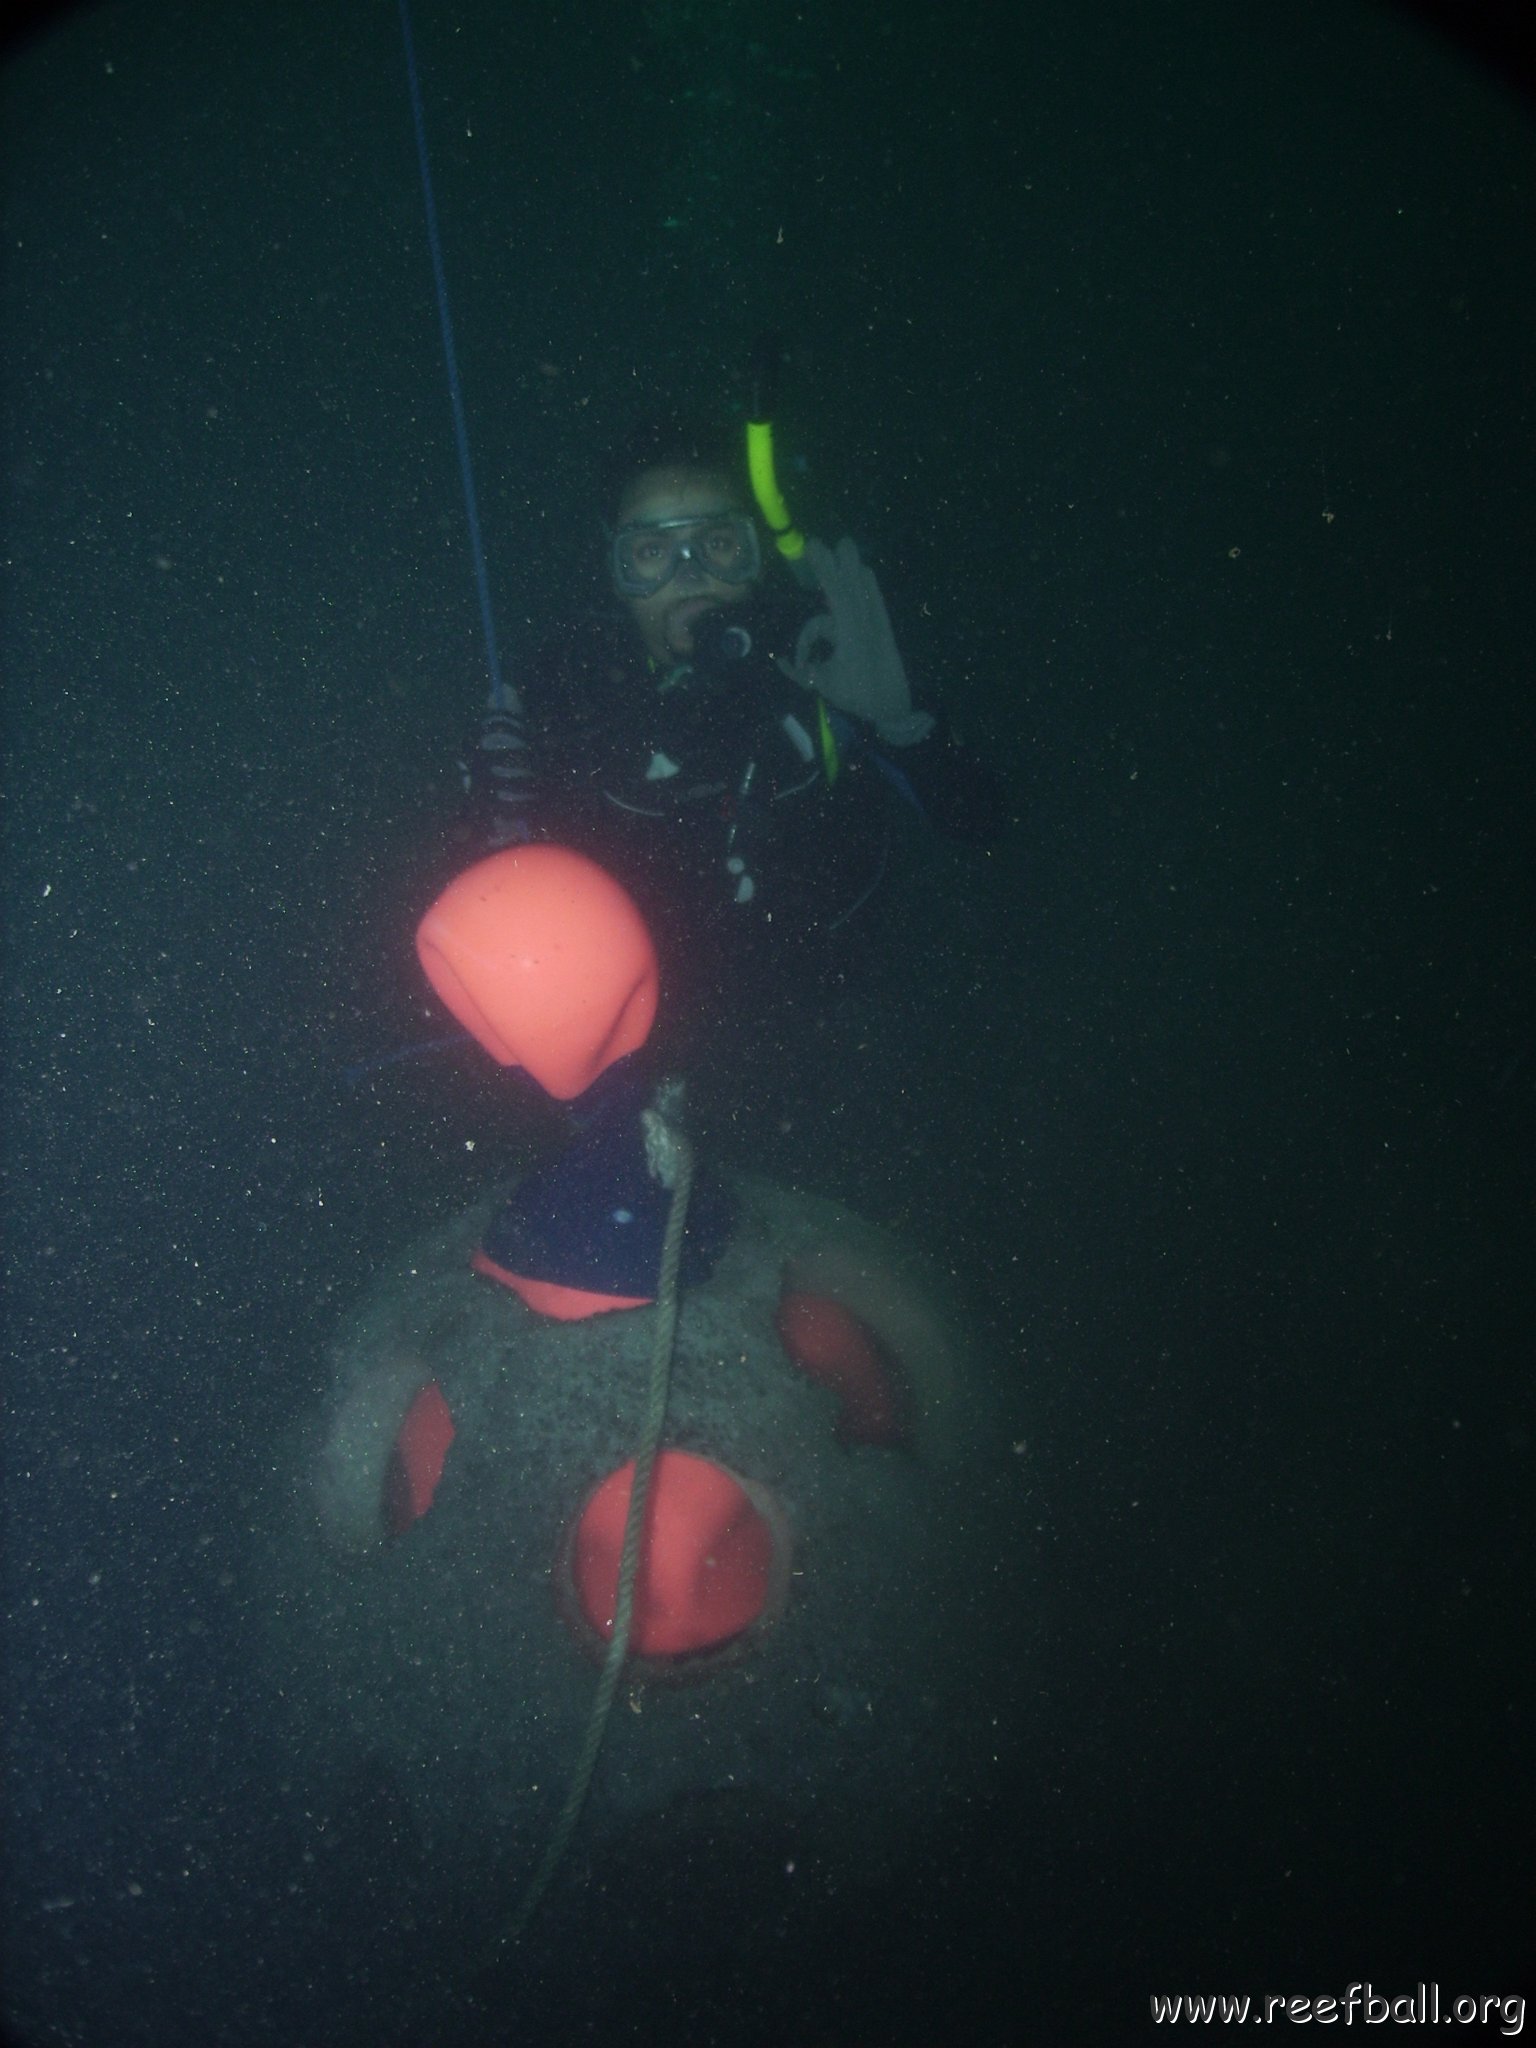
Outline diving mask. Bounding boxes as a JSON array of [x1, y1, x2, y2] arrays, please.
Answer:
[[611, 512, 763, 599]]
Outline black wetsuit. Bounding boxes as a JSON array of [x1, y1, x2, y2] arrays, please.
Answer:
[[458, 585, 987, 1075]]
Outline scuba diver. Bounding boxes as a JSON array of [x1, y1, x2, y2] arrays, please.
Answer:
[[454, 427, 994, 1089]]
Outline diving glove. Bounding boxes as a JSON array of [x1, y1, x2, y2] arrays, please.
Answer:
[[779, 537, 935, 747]]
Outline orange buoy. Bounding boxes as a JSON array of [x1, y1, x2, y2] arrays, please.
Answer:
[[415, 845, 658, 1100], [774, 1291, 910, 1448], [567, 1450, 783, 1659]]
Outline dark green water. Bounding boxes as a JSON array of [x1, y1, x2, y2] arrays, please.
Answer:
[[3, 2, 1530, 2041]]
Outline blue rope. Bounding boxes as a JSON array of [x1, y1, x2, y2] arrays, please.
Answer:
[[341, 1028, 473, 1090], [397, 0, 511, 713]]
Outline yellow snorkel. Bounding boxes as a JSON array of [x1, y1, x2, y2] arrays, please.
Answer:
[[746, 420, 805, 563], [746, 337, 806, 566], [747, 338, 839, 780]]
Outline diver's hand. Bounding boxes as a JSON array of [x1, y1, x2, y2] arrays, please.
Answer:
[[463, 704, 537, 845], [778, 537, 934, 746]]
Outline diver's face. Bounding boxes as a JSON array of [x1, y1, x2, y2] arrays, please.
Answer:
[[616, 466, 758, 663]]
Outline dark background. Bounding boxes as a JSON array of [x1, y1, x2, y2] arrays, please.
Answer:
[[3, 1, 1531, 2042]]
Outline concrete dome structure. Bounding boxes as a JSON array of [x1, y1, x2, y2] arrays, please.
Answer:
[[254, 1172, 1029, 1941]]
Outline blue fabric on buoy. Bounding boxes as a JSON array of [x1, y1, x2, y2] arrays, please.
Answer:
[[482, 1067, 733, 1298]]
